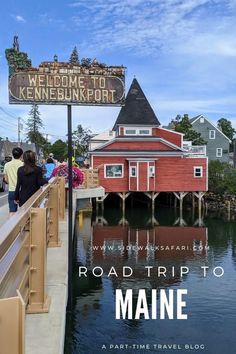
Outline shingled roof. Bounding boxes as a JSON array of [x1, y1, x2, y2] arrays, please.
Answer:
[[113, 78, 160, 130]]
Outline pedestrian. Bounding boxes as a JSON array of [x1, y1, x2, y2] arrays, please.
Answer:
[[15, 150, 48, 207], [44, 157, 55, 181], [3, 147, 23, 215], [48, 152, 58, 166]]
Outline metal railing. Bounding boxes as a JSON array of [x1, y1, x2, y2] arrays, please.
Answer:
[[184, 145, 206, 156], [81, 168, 99, 188], [0, 177, 65, 354]]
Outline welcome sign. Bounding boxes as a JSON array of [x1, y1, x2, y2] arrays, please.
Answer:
[[9, 72, 125, 105], [6, 42, 126, 106]]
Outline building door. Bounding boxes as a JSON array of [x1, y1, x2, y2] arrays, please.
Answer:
[[129, 161, 156, 191]]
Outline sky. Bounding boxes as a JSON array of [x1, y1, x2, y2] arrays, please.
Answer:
[[1, 0, 236, 142]]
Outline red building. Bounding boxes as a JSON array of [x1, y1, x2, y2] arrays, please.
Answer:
[[90, 79, 207, 208]]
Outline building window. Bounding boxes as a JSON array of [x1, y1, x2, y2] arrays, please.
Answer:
[[200, 117, 204, 123], [216, 148, 223, 157], [105, 164, 123, 178], [124, 128, 151, 135], [194, 166, 203, 178], [149, 166, 155, 177], [129, 166, 137, 177], [125, 129, 136, 135], [139, 129, 151, 135], [209, 130, 215, 139]]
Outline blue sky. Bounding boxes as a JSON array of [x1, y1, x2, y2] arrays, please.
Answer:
[[1, 0, 236, 142]]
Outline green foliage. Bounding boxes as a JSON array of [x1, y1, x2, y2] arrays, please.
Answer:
[[81, 58, 92, 67], [26, 104, 47, 152], [172, 114, 207, 145], [217, 118, 235, 141], [50, 139, 68, 160], [217, 118, 235, 152], [208, 160, 236, 194], [72, 124, 92, 156], [70, 47, 79, 63]]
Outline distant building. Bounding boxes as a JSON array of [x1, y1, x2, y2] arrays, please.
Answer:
[[90, 79, 207, 205], [189, 115, 231, 163], [89, 129, 115, 151], [0, 139, 38, 162]]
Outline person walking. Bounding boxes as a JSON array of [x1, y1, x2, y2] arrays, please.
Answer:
[[15, 150, 48, 207], [3, 147, 23, 215], [44, 157, 55, 181]]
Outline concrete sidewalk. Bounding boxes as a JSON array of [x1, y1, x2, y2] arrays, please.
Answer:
[[25, 216, 68, 354], [0, 204, 9, 228]]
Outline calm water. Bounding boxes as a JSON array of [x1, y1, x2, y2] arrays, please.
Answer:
[[64, 207, 236, 354]]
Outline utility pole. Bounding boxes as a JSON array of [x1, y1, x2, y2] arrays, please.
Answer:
[[18, 117, 21, 147]]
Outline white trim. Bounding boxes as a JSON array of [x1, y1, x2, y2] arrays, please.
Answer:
[[126, 158, 158, 161], [147, 161, 149, 191], [91, 151, 185, 157], [158, 126, 185, 136], [92, 136, 185, 152], [190, 115, 202, 125], [191, 115, 231, 142], [209, 130, 215, 139], [216, 148, 223, 157], [116, 124, 159, 127], [124, 127, 152, 136], [104, 163, 124, 178], [194, 166, 203, 178]]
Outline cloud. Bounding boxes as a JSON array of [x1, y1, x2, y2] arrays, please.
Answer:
[[13, 15, 26, 23], [69, 0, 236, 57]]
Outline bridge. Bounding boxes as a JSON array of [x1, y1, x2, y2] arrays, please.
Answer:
[[0, 170, 103, 354]]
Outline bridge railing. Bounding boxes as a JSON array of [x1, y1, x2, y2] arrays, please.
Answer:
[[81, 168, 99, 188], [0, 177, 65, 354], [184, 145, 206, 156]]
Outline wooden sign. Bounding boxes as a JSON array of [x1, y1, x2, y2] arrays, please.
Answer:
[[9, 72, 125, 106], [6, 40, 126, 106]]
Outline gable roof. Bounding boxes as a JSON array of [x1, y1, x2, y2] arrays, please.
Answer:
[[91, 136, 184, 153], [190, 115, 231, 142], [113, 78, 160, 130]]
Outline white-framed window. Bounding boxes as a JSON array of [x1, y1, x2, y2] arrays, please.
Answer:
[[149, 166, 155, 177], [125, 129, 136, 135], [200, 117, 204, 123], [216, 148, 223, 157], [194, 166, 203, 178], [124, 127, 151, 135], [139, 129, 150, 135], [129, 166, 137, 177], [105, 164, 123, 178], [209, 130, 215, 139]]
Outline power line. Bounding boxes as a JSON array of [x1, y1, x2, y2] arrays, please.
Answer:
[[0, 116, 18, 128], [0, 107, 18, 120]]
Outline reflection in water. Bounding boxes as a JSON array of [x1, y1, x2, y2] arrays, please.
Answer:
[[65, 208, 236, 354]]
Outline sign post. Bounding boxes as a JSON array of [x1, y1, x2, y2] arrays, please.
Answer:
[[67, 104, 73, 311], [6, 38, 126, 312]]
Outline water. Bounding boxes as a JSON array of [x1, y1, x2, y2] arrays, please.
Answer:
[[64, 207, 236, 354]]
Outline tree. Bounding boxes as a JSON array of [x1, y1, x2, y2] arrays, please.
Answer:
[[72, 124, 92, 157], [217, 118, 235, 152], [208, 160, 236, 194], [81, 58, 92, 67], [171, 114, 206, 145], [69, 47, 79, 64], [26, 104, 46, 147], [50, 139, 67, 160]]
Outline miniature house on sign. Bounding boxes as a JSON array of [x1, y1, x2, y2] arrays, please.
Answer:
[[90, 79, 207, 210]]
